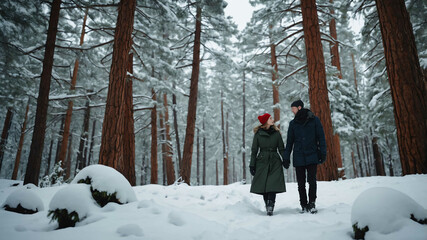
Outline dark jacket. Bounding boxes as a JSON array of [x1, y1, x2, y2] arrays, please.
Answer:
[[283, 108, 327, 167], [250, 126, 286, 194]]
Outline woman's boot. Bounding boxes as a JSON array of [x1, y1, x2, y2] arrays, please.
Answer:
[[266, 200, 275, 216]]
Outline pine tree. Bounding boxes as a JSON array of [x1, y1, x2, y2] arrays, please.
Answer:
[[374, 0, 427, 174], [24, 0, 62, 185], [99, 0, 136, 183]]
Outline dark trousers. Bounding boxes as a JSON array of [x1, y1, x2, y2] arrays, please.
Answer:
[[296, 164, 317, 206], [263, 192, 276, 203]]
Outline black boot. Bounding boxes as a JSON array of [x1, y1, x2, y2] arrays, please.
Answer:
[[266, 200, 275, 216], [307, 202, 317, 214], [300, 204, 308, 213]]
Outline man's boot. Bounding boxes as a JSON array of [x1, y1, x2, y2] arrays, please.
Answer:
[[266, 200, 275, 216], [307, 202, 317, 214]]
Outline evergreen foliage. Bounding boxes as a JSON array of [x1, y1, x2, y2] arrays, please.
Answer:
[[77, 176, 121, 207], [48, 208, 80, 229]]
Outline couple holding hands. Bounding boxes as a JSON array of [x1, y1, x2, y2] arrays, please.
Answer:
[[249, 100, 327, 216]]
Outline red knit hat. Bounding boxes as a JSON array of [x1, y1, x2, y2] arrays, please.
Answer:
[[258, 113, 271, 125]]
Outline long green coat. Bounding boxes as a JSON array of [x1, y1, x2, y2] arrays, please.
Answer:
[[250, 126, 286, 194]]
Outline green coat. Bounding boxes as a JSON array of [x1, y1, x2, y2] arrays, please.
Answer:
[[250, 127, 286, 194]]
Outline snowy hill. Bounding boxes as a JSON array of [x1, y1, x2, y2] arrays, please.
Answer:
[[0, 175, 426, 240]]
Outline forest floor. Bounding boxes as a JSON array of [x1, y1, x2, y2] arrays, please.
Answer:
[[0, 174, 426, 240]]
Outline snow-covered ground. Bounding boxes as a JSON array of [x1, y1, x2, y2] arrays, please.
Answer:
[[0, 174, 426, 240]]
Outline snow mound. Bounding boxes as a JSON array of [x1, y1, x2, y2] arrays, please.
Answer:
[[71, 164, 137, 205], [116, 224, 144, 237], [351, 187, 427, 236], [168, 211, 185, 226], [49, 184, 95, 219], [2, 188, 44, 213]]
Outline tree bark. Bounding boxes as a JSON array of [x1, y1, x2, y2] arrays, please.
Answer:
[[216, 159, 219, 185], [196, 127, 200, 185], [351, 151, 357, 178], [328, 0, 342, 78], [123, 53, 136, 186], [163, 94, 176, 185], [12, 103, 29, 180], [55, 115, 65, 164], [0, 108, 13, 172], [375, 0, 427, 174], [76, 92, 91, 171], [180, 6, 202, 185], [87, 119, 96, 166], [202, 119, 206, 185], [150, 88, 158, 184], [24, 0, 62, 185], [221, 91, 228, 185], [334, 134, 345, 179], [364, 136, 372, 176], [351, 53, 359, 96], [172, 84, 182, 171], [301, 0, 338, 181], [269, 25, 280, 125], [356, 141, 364, 177], [58, 8, 88, 168], [65, 133, 73, 180], [372, 136, 385, 176], [45, 138, 54, 177], [242, 70, 246, 182], [99, 0, 136, 182]]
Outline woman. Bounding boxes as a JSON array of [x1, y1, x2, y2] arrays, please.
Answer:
[[249, 113, 289, 216]]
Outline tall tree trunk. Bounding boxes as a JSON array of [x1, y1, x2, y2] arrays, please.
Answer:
[[172, 84, 182, 171], [232, 156, 236, 183], [65, 133, 73, 180], [55, 115, 65, 164], [351, 151, 357, 178], [123, 52, 136, 186], [351, 53, 359, 96], [221, 91, 228, 185], [12, 102, 29, 180], [386, 136, 394, 176], [196, 128, 200, 185], [242, 70, 246, 182], [216, 159, 219, 185], [356, 141, 364, 177], [328, 0, 344, 178], [24, 0, 62, 185], [76, 93, 91, 171], [301, 0, 338, 181], [364, 136, 372, 176], [87, 119, 96, 166], [159, 109, 166, 185], [372, 136, 385, 176], [180, 6, 202, 185], [334, 134, 345, 179], [99, 0, 136, 182], [45, 138, 54, 177], [202, 119, 206, 185], [58, 8, 88, 168], [375, 0, 427, 174], [328, 0, 342, 78], [150, 88, 158, 184], [163, 94, 176, 185], [0, 108, 13, 172], [269, 25, 280, 125]]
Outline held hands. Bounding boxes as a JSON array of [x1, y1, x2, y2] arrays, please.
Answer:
[[282, 159, 290, 169], [249, 166, 256, 176]]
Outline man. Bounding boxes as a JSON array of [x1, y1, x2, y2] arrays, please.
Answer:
[[282, 100, 326, 214]]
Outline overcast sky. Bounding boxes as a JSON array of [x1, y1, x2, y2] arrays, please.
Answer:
[[223, 0, 363, 34]]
